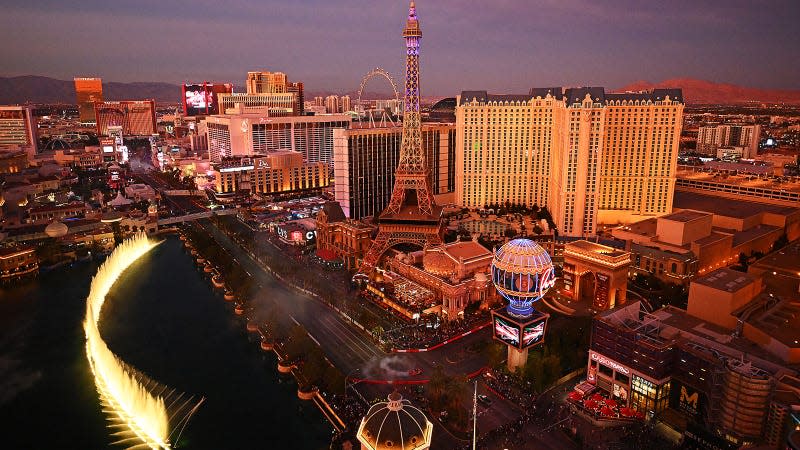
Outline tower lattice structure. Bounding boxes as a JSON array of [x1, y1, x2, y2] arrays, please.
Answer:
[[359, 1, 443, 273]]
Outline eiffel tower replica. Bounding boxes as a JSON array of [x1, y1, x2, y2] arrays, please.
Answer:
[[359, 1, 443, 274]]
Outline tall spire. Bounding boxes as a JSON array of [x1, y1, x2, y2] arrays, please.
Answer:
[[358, 0, 443, 274], [404, 1, 421, 38]]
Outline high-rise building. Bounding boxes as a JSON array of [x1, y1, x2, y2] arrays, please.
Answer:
[[697, 124, 761, 158], [314, 96, 324, 107], [74, 77, 103, 123], [95, 100, 157, 136], [0, 105, 38, 159], [333, 123, 455, 220], [217, 92, 298, 116], [456, 88, 684, 236], [203, 113, 350, 163], [246, 71, 303, 115], [246, 71, 288, 94], [325, 95, 340, 114], [211, 151, 329, 196], [340, 95, 352, 113]]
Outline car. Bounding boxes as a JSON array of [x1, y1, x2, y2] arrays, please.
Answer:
[[477, 394, 492, 406]]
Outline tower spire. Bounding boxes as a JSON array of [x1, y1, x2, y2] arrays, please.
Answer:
[[358, 0, 443, 274]]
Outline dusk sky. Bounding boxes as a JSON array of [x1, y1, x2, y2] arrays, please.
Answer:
[[2, 0, 799, 95]]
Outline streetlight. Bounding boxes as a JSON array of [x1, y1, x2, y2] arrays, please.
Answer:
[[345, 368, 361, 399]]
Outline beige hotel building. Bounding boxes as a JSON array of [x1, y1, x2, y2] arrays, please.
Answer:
[[456, 87, 683, 237]]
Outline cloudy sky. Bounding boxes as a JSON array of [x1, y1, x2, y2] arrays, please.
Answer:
[[1, 0, 798, 94]]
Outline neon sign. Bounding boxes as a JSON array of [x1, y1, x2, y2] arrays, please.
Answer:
[[590, 352, 630, 375]]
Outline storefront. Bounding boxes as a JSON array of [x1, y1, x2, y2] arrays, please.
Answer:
[[588, 350, 671, 416]]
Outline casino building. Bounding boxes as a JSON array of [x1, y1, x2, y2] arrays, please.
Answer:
[[585, 266, 800, 448], [456, 87, 684, 237]]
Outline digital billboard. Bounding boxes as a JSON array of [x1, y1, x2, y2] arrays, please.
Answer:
[[183, 83, 233, 116], [183, 84, 213, 116], [521, 318, 546, 348], [493, 316, 520, 347]]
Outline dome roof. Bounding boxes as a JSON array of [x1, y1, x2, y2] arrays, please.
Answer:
[[45, 221, 68, 238], [357, 392, 432, 450], [423, 251, 455, 277]]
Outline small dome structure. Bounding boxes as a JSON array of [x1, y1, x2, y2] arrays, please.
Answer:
[[423, 251, 455, 277], [491, 238, 555, 317], [45, 221, 68, 238], [357, 392, 433, 450], [100, 211, 123, 223]]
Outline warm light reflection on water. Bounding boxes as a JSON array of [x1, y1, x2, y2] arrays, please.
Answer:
[[84, 234, 170, 449]]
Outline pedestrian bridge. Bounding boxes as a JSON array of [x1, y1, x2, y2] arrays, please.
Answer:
[[157, 208, 239, 225]]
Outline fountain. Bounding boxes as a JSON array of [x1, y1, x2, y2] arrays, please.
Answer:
[[84, 234, 203, 449]]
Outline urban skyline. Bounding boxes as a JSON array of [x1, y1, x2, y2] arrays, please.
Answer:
[[1, 1, 799, 94], [2, 1, 800, 449]]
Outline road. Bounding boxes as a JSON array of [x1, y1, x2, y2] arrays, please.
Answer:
[[196, 219, 583, 449]]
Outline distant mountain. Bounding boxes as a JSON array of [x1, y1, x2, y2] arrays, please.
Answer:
[[617, 78, 800, 105], [0, 75, 181, 104]]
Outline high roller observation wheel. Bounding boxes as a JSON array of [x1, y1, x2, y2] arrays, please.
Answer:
[[357, 68, 400, 108]]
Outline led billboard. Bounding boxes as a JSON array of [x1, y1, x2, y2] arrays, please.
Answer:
[[521, 318, 546, 348], [183, 84, 213, 116], [493, 316, 520, 347], [183, 83, 233, 116]]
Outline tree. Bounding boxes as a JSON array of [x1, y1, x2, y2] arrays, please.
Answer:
[[772, 233, 789, 252]]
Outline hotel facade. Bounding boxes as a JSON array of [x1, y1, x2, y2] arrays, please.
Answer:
[[333, 123, 456, 220], [455, 88, 684, 237], [203, 113, 350, 164]]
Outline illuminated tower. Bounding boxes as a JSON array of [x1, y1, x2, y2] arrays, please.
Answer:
[[359, 1, 444, 274]]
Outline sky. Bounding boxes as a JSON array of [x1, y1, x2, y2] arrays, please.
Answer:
[[1, 0, 799, 95]]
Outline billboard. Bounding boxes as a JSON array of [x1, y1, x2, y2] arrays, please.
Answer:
[[492, 311, 549, 350], [183, 84, 213, 116], [493, 315, 520, 347], [521, 318, 546, 347], [183, 83, 233, 116]]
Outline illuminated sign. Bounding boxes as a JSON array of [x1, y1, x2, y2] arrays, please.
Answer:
[[590, 352, 630, 375], [183, 84, 214, 116], [671, 381, 704, 417], [493, 316, 520, 347], [219, 165, 254, 173], [521, 320, 545, 347], [102, 145, 114, 153]]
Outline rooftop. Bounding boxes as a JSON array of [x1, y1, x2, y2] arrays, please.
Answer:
[[566, 240, 628, 258], [741, 295, 800, 349], [673, 191, 799, 219], [660, 210, 710, 223], [443, 240, 491, 261], [693, 268, 757, 292]]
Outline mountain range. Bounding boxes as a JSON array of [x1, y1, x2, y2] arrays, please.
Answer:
[[0, 76, 181, 104], [616, 78, 800, 105], [1, 75, 798, 105]]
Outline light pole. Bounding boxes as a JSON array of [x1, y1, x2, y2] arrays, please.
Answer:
[[345, 368, 360, 399]]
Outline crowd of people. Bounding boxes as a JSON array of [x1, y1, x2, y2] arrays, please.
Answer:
[[482, 370, 538, 410], [380, 310, 491, 350]]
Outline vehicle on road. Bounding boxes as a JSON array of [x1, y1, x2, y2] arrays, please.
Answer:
[[477, 394, 492, 406]]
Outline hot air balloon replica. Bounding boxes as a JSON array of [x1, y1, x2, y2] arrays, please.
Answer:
[[490, 239, 556, 371]]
